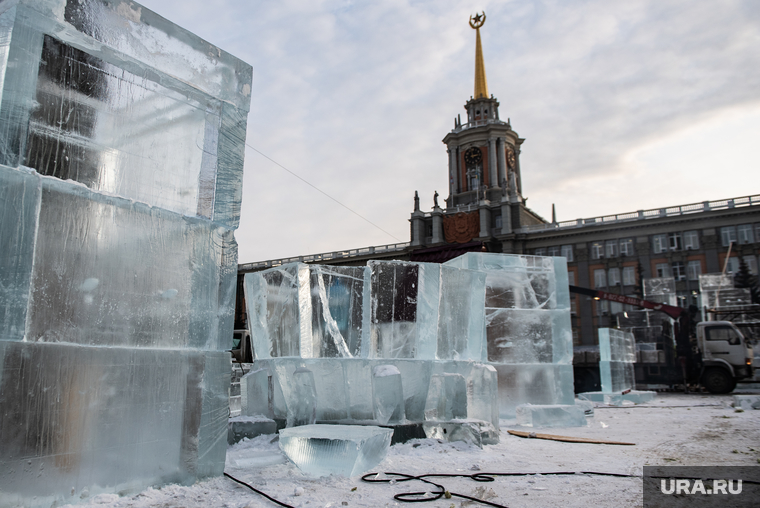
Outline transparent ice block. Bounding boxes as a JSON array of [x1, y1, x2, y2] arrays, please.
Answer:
[[0, 0, 251, 226], [371, 364, 405, 425], [278, 424, 393, 477], [598, 328, 636, 394], [424, 373, 467, 421]]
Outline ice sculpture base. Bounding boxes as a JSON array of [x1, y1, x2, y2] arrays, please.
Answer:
[[422, 419, 499, 447], [228, 416, 278, 445], [575, 399, 595, 416], [278, 425, 393, 477], [578, 390, 656, 406], [515, 404, 587, 428]]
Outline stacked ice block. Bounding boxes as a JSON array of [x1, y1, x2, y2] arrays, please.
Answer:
[[242, 260, 498, 440], [0, 0, 251, 505], [579, 328, 654, 405], [242, 253, 576, 432], [443, 253, 575, 417]]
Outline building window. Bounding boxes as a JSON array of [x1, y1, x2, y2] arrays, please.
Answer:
[[570, 298, 577, 315], [684, 230, 699, 250], [608, 268, 621, 286], [591, 242, 604, 259], [605, 240, 617, 258], [725, 257, 740, 274], [547, 246, 561, 257], [737, 224, 754, 245], [672, 261, 686, 281], [623, 266, 636, 286], [568, 271, 576, 286], [494, 214, 502, 229], [656, 263, 670, 278], [687, 260, 702, 281], [561, 245, 573, 262], [721, 226, 737, 247], [534, 248, 545, 256], [594, 269, 607, 288], [744, 255, 758, 275], [595, 300, 609, 315], [610, 301, 623, 315], [652, 234, 667, 254], [668, 232, 682, 251], [619, 239, 634, 256]]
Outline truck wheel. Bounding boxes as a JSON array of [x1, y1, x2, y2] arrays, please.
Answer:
[[701, 368, 736, 394]]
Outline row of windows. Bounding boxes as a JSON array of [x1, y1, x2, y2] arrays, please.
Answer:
[[593, 266, 638, 288], [654, 260, 702, 281], [721, 224, 759, 247], [652, 231, 699, 254], [533, 245, 573, 261], [590, 239, 633, 259]]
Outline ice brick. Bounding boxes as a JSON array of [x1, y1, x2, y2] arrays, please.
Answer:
[[422, 421, 485, 447], [228, 416, 277, 445], [0, 0, 251, 226], [241, 367, 274, 418], [437, 265, 486, 360], [366, 261, 440, 359], [0, 342, 229, 504], [245, 264, 367, 359], [371, 365, 404, 425], [26, 178, 228, 350], [467, 363, 499, 428], [598, 328, 636, 394], [515, 404, 587, 428], [492, 364, 575, 417], [278, 424, 393, 477], [289, 367, 318, 427], [0, 166, 39, 342], [424, 373, 467, 421]]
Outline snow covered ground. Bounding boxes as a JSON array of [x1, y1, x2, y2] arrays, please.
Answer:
[[62, 390, 760, 508]]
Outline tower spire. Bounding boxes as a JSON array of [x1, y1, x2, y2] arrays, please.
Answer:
[[470, 12, 489, 99]]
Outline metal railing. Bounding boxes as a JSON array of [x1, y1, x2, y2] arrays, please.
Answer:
[[517, 194, 760, 234], [239, 241, 411, 272]]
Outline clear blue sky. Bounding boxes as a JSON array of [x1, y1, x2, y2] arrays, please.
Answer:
[[139, 0, 760, 263]]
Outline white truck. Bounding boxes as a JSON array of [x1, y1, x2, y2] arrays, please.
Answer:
[[697, 321, 754, 393]]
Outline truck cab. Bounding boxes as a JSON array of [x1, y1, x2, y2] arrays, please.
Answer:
[[697, 321, 754, 393]]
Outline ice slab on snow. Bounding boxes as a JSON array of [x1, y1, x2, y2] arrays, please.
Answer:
[[579, 390, 656, 406], [0, 342, 230, 505], [422, 420, 497, 447], [424, 373, 467, 421], [515, 404, 587, 428], [492, 363, 575, 417], [278, 425, 393, 477], [733, 395, 760, 410], [0, 0, 251, 226]]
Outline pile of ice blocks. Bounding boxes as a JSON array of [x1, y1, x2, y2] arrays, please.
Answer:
[[579, 328, 654, 405], [0, 0, 251, 505], [241, 253, 577, 435]]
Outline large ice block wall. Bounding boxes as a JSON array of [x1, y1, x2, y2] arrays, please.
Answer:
[[444, 253, 575, 416], [244, 254, 571, 424], [598, 328, 636, 393], [0, 0, 251, 505], [243, 261, 494, 428]]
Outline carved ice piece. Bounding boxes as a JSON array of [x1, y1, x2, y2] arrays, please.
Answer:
[[424, 373, 467, 421], [515, 404, 587, 428], [278, 425, 393, 477], [599, 328, 636, 394]]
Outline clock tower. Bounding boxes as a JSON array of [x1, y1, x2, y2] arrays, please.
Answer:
[[410, 12, 547, 257]]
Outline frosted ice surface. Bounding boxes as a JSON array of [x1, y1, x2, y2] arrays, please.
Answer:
[[424, 373, 467, 421], [241, 368, 273, 418], [422, 421, 484, 447], [288, 367, 318, 427], [492, 364, 575, 417], [643, 277, 677, 306], [279, 424, 393, 477], [0, 166, 39, 342], [515, 404, 587, 428], [371, 365, 405, 425], [25, 179, 228, 350], [0, 342, 229, 504]]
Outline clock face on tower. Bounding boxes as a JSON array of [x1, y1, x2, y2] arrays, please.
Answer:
[[464, 147, 482, 166], [506, 146, 516, 168]]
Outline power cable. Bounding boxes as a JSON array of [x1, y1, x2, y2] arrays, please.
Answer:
[[245, 143, 402, 242], [224, 472, 295, 508]]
